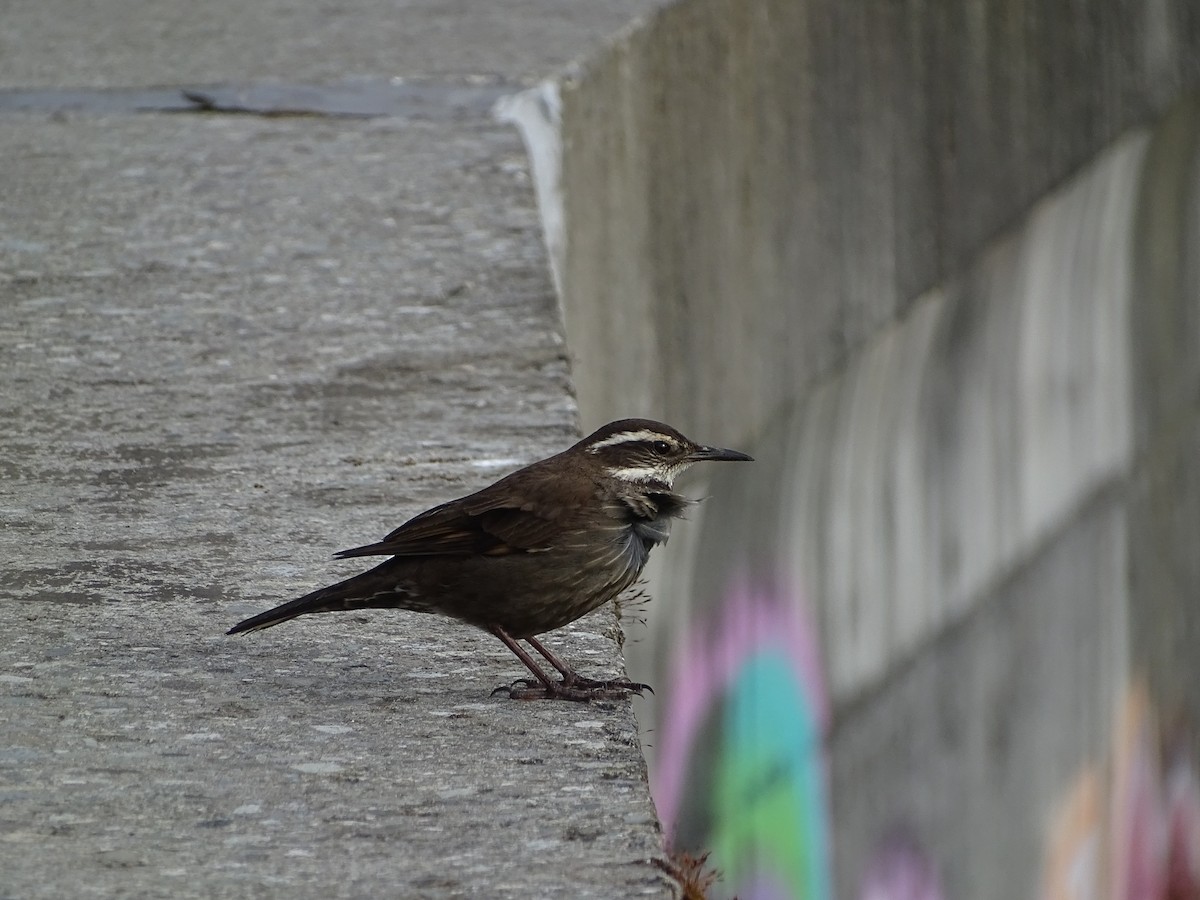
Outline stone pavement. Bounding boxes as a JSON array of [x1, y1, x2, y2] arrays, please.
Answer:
[[0, 1, 672, 897]]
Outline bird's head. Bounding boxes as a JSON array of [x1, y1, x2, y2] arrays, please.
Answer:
[[574, 418, 753, 489]]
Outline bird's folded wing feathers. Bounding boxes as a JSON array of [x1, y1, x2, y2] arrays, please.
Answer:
[[333, 494, 566, 559]]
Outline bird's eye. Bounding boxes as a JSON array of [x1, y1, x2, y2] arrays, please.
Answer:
[[652, 441, 671, 455]]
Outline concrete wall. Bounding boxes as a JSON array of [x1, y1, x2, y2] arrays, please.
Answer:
[[555, 0, 1199, 443], [530, 0, 1200, 896]]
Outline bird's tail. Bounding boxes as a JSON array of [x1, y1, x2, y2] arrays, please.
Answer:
[[226, 566, 397, 635]]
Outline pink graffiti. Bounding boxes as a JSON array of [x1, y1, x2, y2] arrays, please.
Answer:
[[860, 833, 944, 900], [653, 576, 829, 840]]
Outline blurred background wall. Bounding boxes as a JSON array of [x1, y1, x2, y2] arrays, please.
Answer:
[[511, 1, 1200, 897]]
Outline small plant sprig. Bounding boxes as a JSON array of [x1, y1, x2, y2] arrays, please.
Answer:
[[653, 849, 732, 900]]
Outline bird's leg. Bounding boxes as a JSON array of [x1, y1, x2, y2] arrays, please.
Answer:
[[488, 626, 646, 701], [488, 625, 559, 694], [525, 635, 652, 696]]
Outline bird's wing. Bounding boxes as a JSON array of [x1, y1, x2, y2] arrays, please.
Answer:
[[333, 491, 569, 559]]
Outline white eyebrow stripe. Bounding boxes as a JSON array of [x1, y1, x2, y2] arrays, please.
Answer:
[[586, 430, 675, 452], [604, 465, 666, 482]]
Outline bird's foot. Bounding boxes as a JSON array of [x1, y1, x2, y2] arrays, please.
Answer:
[[563, 674, 654, 695], [492, 676, 651, 702]]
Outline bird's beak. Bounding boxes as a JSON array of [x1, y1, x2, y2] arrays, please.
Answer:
[[689, 445, 754, 463]]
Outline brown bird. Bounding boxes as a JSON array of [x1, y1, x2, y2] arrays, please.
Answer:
[[227, 418, 752, 701]]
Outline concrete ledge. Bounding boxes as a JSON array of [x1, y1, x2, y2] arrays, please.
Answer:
[[0, 2, 676, 895], [2, 605, 663, 898]]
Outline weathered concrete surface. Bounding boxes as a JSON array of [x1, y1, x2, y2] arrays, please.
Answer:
[[622, 109, 1200, 896], [1127, 97, 1200, 725], [828, 497, 1130, 900], [637, 158, 1145, 893], [540, 0, 1200, 896], [0, 0, 658, 88], [2, 606, 659, 899], [722, 132, 1145, 706], [0, 1, 677, 897], [624, 124, 1151, 790], [555, 0, 1200, 442]]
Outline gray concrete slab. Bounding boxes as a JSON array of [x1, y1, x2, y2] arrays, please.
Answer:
[[828, 496, 1129, 900], [0, 0, 660, 88], [0, 1, 674, 896], [1, 606, 662, 899], [0, 107, 669, 898]]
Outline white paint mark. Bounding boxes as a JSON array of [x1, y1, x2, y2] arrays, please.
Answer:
[[291, 762, 343, 774]]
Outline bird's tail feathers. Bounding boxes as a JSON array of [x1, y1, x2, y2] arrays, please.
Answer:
[[226, 569, 394, 635]]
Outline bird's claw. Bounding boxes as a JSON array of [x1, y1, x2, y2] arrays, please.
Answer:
[[495, 676, 652, 702], [564, 675, 654, 695], [492, 678, 550, 699]]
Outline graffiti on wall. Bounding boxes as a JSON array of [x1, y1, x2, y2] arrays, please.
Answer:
[[652, 577, 832, 900], [1041, 683, 1200, 900], [859, 832, 944, 900], [646, 583, 1200, 900]]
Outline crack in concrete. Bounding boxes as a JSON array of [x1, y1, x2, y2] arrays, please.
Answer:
[[0, 80, 516, 119]]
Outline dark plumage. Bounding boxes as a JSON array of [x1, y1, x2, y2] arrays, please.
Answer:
[[228, 418, 752, 701]]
